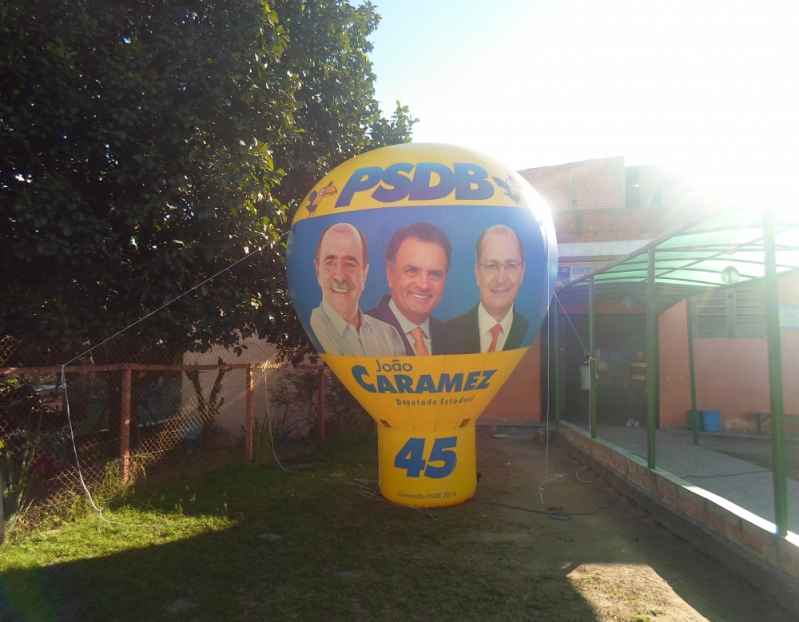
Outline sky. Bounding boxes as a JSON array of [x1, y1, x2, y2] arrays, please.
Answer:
[[364, 0, 799, 204]]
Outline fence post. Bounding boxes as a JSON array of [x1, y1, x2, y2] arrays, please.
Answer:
[[120, 366, 132, 482], [317, 366, 325, 441], [245, 365, 254, 462]]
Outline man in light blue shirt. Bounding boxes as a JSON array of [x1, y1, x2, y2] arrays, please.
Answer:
[[310, 223, 405, 357]]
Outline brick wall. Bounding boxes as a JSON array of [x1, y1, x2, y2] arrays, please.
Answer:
[[520, 156, 674, 245], [519, 156, 625, 212], [553, 207, 667, 243], [557, 423, 799, 617]]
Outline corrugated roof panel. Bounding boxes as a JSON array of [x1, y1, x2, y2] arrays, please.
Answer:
[[556, 205, 799, 308]]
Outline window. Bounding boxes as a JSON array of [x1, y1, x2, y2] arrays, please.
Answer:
[[693, 283, 767, 338]]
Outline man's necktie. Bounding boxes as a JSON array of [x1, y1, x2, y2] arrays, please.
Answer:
[[487, 324, 502, 352], [410, 326, 429, 356]]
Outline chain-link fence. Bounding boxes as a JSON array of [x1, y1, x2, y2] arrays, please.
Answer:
[[0, 335, 370, 530]]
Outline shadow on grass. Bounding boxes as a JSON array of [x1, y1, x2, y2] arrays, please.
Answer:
[[0, 436, 600, 622], [1, 433, 793, 621], [0, 518, 601, 622]]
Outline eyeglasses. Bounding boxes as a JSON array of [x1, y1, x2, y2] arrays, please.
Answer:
[[476, 261, 523, 274]]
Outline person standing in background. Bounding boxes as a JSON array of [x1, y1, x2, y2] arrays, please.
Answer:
[[626, 349, 647, 427]]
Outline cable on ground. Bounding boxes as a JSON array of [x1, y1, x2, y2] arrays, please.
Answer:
[[475, 496, 621, 521]]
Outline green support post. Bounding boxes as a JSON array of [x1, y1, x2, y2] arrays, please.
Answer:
[[687, 297, 699, 445], [559, 351, 566, 427], [646, 248, 658, 469], [763, 206, 788, 535], [554, 305, 561, 430], [589, 275, 597, 439]]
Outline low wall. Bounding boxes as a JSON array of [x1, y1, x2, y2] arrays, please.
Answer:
[[555, 422, 799, 617]]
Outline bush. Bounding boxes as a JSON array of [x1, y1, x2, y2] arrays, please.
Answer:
[[265, 369, 373, 445]]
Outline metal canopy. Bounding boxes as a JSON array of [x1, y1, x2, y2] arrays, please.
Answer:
[[552, 203, 799, 534], [555, 205, 799, 310]]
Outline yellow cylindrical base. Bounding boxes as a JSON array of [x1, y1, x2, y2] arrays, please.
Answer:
[[376, 422, 477, 508]]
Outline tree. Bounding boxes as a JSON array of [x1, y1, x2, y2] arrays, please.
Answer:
[[0, 0, 415, 364], [270, 1, 415, 209]]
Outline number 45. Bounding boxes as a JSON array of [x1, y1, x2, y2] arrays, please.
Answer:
[[393, 437, 457, 479]]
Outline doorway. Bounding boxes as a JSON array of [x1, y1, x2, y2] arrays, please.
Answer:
[[543, 312, 649, 426]]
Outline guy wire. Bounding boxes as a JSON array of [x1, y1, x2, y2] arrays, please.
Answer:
[[62, 245, 270, 367]]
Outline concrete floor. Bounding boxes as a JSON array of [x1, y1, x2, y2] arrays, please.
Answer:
[[565, 419, 799, 533]]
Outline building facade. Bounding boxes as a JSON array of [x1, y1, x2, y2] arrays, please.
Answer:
[[480, 156, 799, 431]]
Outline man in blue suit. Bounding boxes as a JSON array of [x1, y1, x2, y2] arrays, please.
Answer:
[[446, 224, 529, 353], [366, 222, 465, 356]]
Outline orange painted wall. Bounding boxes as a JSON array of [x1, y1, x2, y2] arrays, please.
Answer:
[[659, 273, 799, 430], [480, 334, 541, 422], [693, 339, 769, 431], [658, 299, 692, 427]]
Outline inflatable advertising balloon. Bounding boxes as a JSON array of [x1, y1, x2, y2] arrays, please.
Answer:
[[286, 143, 557, 507]]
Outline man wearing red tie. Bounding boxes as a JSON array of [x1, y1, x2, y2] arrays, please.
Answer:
[[446, 224, 529, 354], [366, 222, 465, 356]]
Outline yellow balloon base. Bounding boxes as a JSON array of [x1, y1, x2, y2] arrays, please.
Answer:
[[376, 422, 477, 508]]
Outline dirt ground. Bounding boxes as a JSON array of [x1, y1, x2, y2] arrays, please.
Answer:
[[472, 427, 797, 622]]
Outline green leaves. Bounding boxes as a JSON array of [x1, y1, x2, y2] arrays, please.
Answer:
[[1, 0, 414, 358]]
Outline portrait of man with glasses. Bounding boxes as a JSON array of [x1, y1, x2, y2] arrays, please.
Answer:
[[446, 224, 529, 353]]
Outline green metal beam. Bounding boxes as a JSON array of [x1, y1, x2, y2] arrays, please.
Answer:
[[687, 296, 699, 446], [764, 206, 788, 535], [647, 247, 657, 469], [589, 275, 597, 439]]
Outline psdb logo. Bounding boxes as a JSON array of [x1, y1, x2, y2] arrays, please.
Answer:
[[335, 162, 496, 207]]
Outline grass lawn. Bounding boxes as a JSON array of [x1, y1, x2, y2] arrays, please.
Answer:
[[1, 431, 795, 622], [3, 434, 587, 621]]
